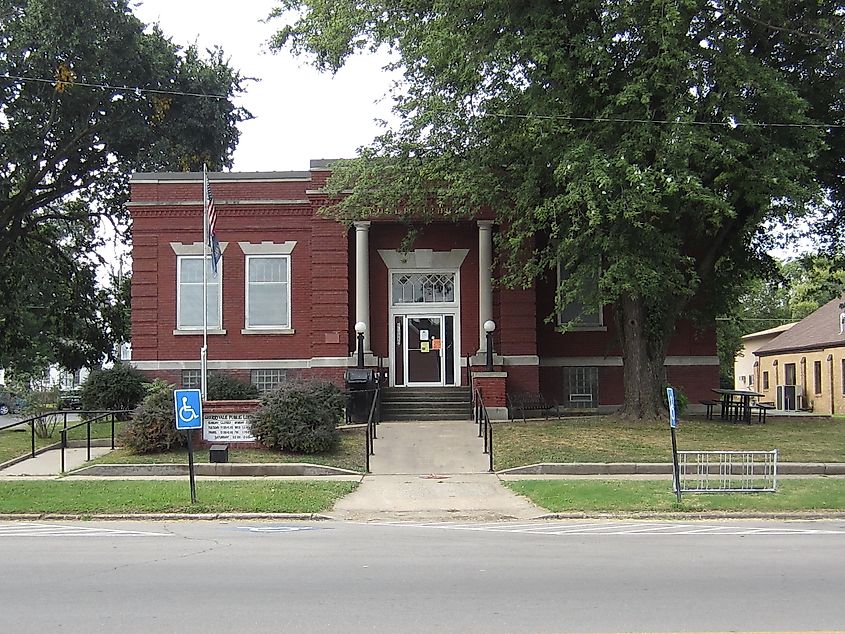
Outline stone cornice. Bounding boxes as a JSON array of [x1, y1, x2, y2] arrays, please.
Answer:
[[130, 207, 316, 218], [128, 199, 309, 207]]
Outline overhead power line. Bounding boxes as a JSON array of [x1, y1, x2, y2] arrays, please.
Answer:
[[485, 111, 845, 130], [3, 72, 842, 129], [0, 74, 229, 100]]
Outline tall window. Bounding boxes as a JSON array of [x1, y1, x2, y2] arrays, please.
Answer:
[[763, 371, 769, 390], [246, 256, 291, 329], [177, 256, 221, 330], [557, 262, 602, 328], [814, 360, 822, 395], [841, 359, 845, 394]]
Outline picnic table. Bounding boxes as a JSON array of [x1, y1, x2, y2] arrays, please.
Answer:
[[711, 388, 766, 424]]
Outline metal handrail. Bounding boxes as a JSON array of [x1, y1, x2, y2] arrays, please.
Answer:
[[59, 411, 130, 473], [466, 357, 473, 407], [473, 388, 494, 473], [1, 409, 131, 472], [364, 382, 381, 473]]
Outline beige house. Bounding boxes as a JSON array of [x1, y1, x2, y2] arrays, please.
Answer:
[[734, 323, 795, 391], [754, 296, 845, 415]]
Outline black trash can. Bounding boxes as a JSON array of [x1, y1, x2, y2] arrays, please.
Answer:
[[345, 368, 375, 423]]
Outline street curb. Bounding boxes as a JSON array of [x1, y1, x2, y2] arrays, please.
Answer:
[[0, 511, 843, 522], [69, 463, 362, 477], [497, 462, 845, 476], [534, 511, 845, 521], [0, 512, 334, 521]]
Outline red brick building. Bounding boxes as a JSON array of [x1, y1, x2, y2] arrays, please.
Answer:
[[129, 161, 718, 416]]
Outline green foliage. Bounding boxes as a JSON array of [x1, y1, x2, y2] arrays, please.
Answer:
[[206, 373, 259, 401], [271, 0, 844, 418], [120, 382, 185, 454], [250, 381, 344, 453], [80, 363, 148, 412], [664, 386, 688, 417], [0, 0, 251, 373]]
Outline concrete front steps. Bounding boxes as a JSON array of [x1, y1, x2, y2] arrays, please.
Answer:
[[379, 387, 472, 421]]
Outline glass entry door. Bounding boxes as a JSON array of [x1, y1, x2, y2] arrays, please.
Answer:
[[393, 314, 456, 386]]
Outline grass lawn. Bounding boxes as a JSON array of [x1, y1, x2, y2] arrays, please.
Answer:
[[493, 416, 845, 469], [0, 480, 357, 514], [505, 478, 845, 513], [90, 429, 366, 472]]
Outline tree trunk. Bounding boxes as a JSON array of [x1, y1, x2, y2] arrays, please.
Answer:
[[615, 293, 672, 420]]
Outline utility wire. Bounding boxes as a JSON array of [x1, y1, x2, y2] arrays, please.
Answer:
[[485, 111, 845, 129], [3, 72, 842, 129], [0, 74, 229, 100]]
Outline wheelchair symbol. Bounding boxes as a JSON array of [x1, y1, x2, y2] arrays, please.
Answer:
[[178, 396, 199, 424]]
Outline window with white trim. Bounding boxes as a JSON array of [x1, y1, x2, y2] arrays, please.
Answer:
[[177, 255, 221, 330], [557, 262, 602, 328], [245, 256, 291, 329]]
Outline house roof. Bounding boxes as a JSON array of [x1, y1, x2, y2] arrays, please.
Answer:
[[755, 295, 845, 356], [740, 322, 797, 341]]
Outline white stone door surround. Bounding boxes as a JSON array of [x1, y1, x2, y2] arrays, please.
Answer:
[[380, 248, 468, 387]]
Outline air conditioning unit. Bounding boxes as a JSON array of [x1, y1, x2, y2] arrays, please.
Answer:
[[776, 385, 797, 411]]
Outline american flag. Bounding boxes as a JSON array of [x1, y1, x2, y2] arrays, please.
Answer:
[[204, 170, 221, 275]]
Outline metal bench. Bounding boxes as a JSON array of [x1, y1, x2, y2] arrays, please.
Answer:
[[507, 392, 561, 422], [699, 399, 720, 420], [753, 402, 775, 423]]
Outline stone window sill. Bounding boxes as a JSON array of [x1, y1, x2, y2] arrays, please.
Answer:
[[173, 329, 227, 336], [241, 328, 295, 335]]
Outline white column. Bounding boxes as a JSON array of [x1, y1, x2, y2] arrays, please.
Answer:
[[354, 221, 371, 352], [478, 220, 494, 353]]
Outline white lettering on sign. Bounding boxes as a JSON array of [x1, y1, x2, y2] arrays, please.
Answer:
[[202, 413, 255, 442]]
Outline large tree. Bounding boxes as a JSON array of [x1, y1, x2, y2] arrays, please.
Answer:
[[0, 0, 250, 372], [271, 1, 844, 418]]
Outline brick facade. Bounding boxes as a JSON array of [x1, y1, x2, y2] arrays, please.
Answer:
[[129, 163, 719, 410]]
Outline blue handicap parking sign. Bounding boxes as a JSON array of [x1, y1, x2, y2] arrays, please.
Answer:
[[666, 386, 677, 429], [174, 389, 203, 430]]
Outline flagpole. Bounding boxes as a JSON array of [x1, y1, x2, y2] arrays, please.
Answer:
[[201, 164, 209, 401]]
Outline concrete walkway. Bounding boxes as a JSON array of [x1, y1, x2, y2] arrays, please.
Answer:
[[0, 447, 112, 477], [331, 421, 544, 521]]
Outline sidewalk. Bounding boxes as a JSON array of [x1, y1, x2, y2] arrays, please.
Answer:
[[1, 447, 112, 476], [331, 421, 544, 521]]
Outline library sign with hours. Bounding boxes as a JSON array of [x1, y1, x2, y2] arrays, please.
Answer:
[[203, 413, 255, 443]]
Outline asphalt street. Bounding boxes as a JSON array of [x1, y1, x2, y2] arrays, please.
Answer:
[[1, 519, 844, 633]]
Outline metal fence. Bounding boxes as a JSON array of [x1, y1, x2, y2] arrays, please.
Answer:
[[677, 450, 779, 492]]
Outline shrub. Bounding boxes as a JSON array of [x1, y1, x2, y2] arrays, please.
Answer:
[[120, 380, 186, 454], [206, 372, 259, 400], [250, 380, 344, 453], [81, 363, 148, 412], [664, 385, 689, 416]]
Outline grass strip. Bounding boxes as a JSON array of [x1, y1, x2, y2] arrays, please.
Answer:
[[90, 430, 366, 472], [505, 478, 845, 513], [494, 416, 845, 469], [0, 480, 357, 514]]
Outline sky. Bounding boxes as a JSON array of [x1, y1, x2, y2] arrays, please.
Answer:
[[133, 0, 399, 172]]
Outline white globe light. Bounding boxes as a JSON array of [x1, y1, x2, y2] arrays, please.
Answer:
[[483, 320, 496, 333], [355, 321, 367, 334]]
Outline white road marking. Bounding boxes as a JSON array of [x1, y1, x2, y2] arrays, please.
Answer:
[[0, 523, 170, 537], [236, 525, 320, 533], [364, 521, 845, 535]]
